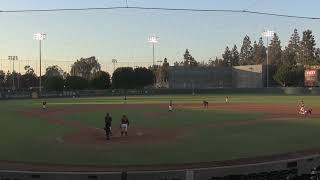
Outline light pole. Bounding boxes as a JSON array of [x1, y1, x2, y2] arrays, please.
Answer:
[[112, 59, 118, 72], [148, 35, 159, 68], [262, 30, 274, 88], [8, 56, 18, 91], [34, 32, 46, 94]]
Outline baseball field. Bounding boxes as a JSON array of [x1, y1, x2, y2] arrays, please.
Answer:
[[1, 94, 320, 171]]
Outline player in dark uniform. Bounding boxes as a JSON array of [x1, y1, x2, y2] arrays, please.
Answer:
[[203, 100, 208, 108], [104, 113, 112, 140], [120, 115, 130, 136]]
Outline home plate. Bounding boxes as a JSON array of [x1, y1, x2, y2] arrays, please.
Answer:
[[137, 132, 144, 136]]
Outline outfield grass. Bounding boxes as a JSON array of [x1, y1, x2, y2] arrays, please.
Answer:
[[1, 94, 320, 166]]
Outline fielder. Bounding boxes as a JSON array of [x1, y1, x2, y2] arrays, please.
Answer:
[[104, 113, 112, 140], [203, 100, 209, 108], [120, 115, 130, 136], [42, 101, 47, 110], [168, 100, 173, 112]]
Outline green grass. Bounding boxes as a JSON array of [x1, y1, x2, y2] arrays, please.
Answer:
[[1, 94, 320, 166]]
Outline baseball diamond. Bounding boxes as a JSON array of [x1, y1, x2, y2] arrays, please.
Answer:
[[1, 94, 320, 174]]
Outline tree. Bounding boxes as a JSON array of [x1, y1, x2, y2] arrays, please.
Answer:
[[70, 56, 101, 79], [183, 49, 198, 66], [273, 64, 304, 87], [65, 76, 88, 90], [283, 29, 300, 65], [134, 67, 155, 88], [239, 35, 253, 65], [0, 70, 5, 89], [299, 30, 317, 65], [231, 45, 240, 66], [315, 48, 320, 64], [90, 71, 111, 89], [20, 65, 38, 89], [112, 67, 135, 89], [213, 57, 226, 67], [222, 46, 232, 66], [252, 38, 267, 64], [45, 65, 64, 78], [44, 76, 64, 91], [268, 33, 282, 65]]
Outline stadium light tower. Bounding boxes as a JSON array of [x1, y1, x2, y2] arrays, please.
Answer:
[[33, 32, 46, 94], [8, 56, 18, 91], [262, 30, 274, 88], [148, 35, 159, 68]]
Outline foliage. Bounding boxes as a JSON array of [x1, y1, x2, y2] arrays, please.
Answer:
[[44, 76, 64, 91], [19, 66, 38, 89], [231, 45, 240, 66], [45, 65, 64, 78], [65, 76, 88, 90], [134, 67, 155, 88], [0, 70, 5, 89], [90, 71, 111, 89], [268, 33, 282, 65], [112, 67, 155, 89], [70, 56, 101, 79], [299, 30, 317, 65], [273, 64, 304, 87], [252, 38, 267, 64], [282, 29, 300, 65], [112, 67, 135, 89], [183, 49, 198, 67], [222, 46, 232, 66], [239, 35, 254, 65]]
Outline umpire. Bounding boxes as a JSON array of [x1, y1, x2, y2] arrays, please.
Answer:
[[104, 113, 112, 140]]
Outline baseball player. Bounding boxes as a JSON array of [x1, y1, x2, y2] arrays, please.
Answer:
[[104, 113, 112, 140], [203, 100, 208, 108], [42, 100, 47, 110], [298, 100, 312, 117], [120, 115, 130, 136], [168, 100, 173, 112], [225, 96, 229, 103]]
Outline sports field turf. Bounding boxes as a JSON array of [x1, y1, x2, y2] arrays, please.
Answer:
[[1, 94, 320, 168]]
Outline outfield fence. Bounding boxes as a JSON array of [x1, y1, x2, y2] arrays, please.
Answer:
[[0, 87, 320, 100]]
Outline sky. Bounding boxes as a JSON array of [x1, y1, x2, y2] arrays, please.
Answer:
[[0, 0, 319, 74]]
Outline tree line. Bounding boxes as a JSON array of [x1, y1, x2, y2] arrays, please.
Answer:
[[173, 29, 320, 87], [0, 56, 155, 91]]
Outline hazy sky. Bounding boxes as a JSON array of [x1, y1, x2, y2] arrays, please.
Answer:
[[0, 0, 319, 74]]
